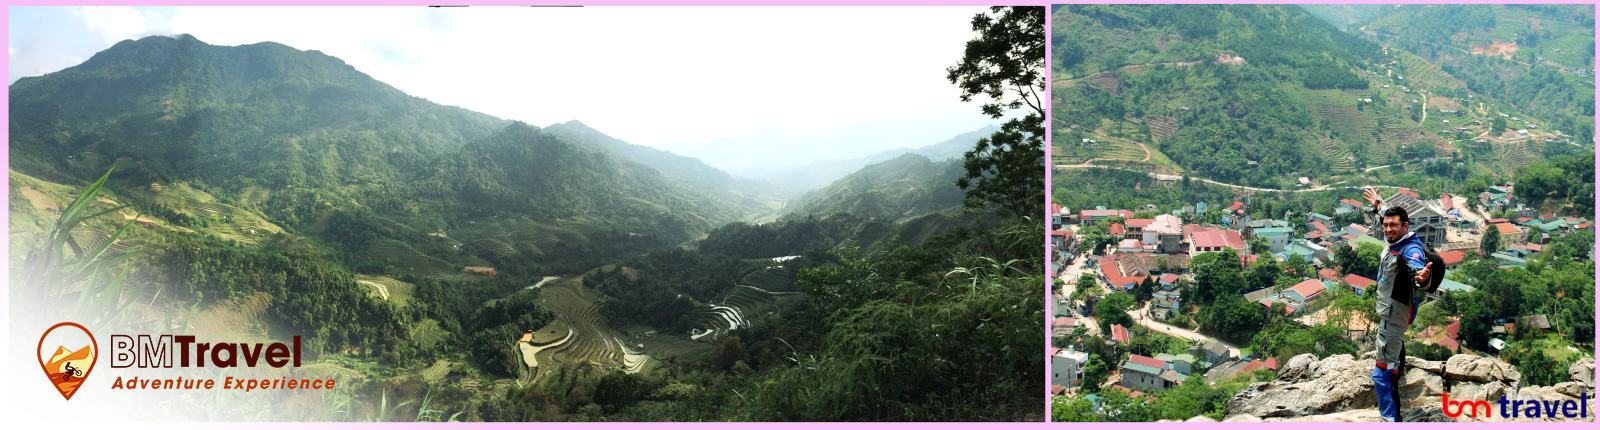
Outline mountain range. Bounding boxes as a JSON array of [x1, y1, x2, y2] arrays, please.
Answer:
[[9, 34, 985, 273]]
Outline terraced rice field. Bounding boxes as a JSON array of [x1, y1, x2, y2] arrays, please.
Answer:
[[67, 226, 141, 255], [1381, 126, 1451, 155], [525, 281, 657, 381], [1146, 116, 1179, 142], [409, 319, 448, 351], [355, 275, 415, 306], [150, 182, 283, 246], [1313, 135, 1358, 173], [1395, 51, 1465, 92], [719, 285, 802, 322], [450, 216, 619, 261], [419, 359, 453, 384], [635, 336, 713, 364], [1492, 140, 1539, 175], [367, 239, 473, 282], [740, 266, 798, 293]]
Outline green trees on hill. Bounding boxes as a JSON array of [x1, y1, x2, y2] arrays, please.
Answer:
[[948, 6, 1046, 217], [142, 235, 410, 360]]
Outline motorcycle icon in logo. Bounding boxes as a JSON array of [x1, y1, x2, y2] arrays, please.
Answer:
[[38, 322, 97, 400]]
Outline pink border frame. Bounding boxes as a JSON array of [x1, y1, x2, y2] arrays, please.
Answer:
[[1041, 0, 1599, 427], [2, 0, 1597, 427]]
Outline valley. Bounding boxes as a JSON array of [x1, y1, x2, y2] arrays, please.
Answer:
[[9, 10, 1044, 421]]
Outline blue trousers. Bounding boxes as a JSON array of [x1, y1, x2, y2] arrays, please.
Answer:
[[1373, 367, 1401, 421]]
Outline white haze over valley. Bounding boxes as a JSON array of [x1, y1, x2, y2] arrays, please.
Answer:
[[10, 6, 999, 178]]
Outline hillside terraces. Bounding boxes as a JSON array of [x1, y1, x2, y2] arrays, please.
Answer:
[[367, 238, 471, 282], [1395, 50, 1466, 92]]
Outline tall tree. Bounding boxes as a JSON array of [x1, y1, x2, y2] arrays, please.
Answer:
[[1480, 223, 1501, 255], [948, 6, 1046, 217]]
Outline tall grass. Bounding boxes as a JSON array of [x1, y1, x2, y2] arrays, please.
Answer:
[[18, 166, 143, 328]]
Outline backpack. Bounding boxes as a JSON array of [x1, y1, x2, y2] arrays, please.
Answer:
[[1392, 240, 1447, 304]]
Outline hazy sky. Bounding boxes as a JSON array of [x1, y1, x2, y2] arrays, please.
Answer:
[[9, 6, 1001, 174]]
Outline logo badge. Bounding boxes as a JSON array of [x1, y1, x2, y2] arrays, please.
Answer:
[[38, 322, 98, 400]]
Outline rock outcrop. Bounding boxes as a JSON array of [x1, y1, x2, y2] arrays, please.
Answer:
[[1223, 354, 1595, 422]]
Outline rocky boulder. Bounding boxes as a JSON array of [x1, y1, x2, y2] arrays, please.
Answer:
[[1226, 353, 1549, 421], [1227, 354, 1378, 418], [1444, 354, 1521, 385], [1570, 358, 1594, 388]]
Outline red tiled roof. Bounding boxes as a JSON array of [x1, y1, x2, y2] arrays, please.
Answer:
[[1229, 201, 1244, 212], [1422, 320, 1463, 353], [1125, 218, 1155, 229], [1439, 250, 1466, 266], [1342, 274, 1375, 289], [1310, 220, 1329, 233], [1319, 268, 1341, 281], [1082, 209, 1134, 219], [1127, 354, 1166, 369], [1190, 227, 1246, 251], [1341, 199, 1364, 208], [1398, 188, 1419, 199], [1239, 357, 1280, 373], [1440, 194, 1455, 210], [1259, 300, 1296, 315], [1494, 222, 1521, 235], [1487, 218, 1509, 224], [1052, 384, 1067, 395], [1288, 279, 1326, 301], [1108, 385, 1146, 398], [1054, 317, 1077, 328], [1099, 254, 1148, 289], [1111, 324, 1131, 344], [1110, 223, 1126, 235], [1052, 203, 1064, 214], [1305, 230, 1325, 240], [1159, 273, 1180, 284], [1521, 243, 1543, 252]]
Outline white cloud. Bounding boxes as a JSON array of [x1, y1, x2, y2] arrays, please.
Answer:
[[70, 6, 152, 45], [37, 6, 1005, 168]]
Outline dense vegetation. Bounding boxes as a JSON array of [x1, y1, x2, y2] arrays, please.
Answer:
[[1354, 5, 1596, 142], [11, 7, 1045, 421], [1053, 5, 1399, 187]]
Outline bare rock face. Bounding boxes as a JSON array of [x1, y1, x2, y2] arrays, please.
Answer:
[[1444, 354, 1521, 385], [1226, 353, 1548, 421], [1226, 354, 1377, 418], [1570, 358, 1594, 388], [1399, 367, 1445, 399], [1217, 408, 1452, 422], [1222, 414, 1263, 422], [1213, 353, 1597, 422], [1448, 380, 1509, 403], [1405, 356, 1444, 374]]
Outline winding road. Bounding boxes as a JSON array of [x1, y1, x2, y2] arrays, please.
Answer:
[[1056, 162, 1412, 194]]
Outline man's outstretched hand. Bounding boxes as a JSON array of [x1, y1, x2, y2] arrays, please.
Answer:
[[1414, 261, 1433, 286], [1363, 187, 1383, 209]]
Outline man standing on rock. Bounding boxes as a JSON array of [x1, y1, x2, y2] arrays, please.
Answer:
[[1362, 187, 1435, 422]]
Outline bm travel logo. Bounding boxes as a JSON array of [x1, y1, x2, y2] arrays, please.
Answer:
[[36, 322, 336, 400], [37, 322, 98, 400], [1441, 392, 1592, 420]]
